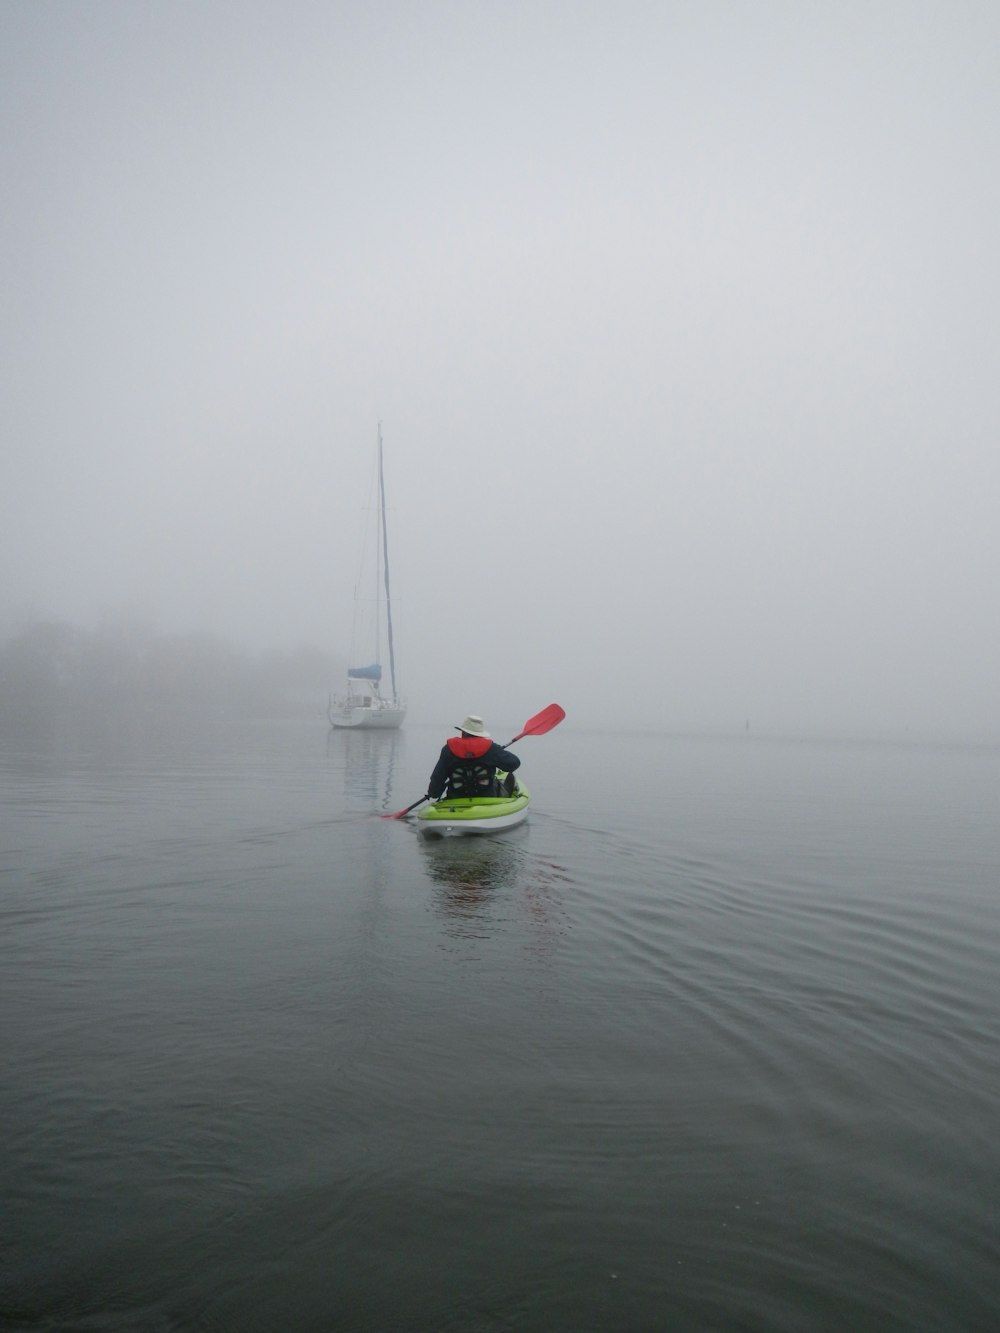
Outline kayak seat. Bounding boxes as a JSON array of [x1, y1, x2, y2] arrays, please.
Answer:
[[447, 762, 497, 797]]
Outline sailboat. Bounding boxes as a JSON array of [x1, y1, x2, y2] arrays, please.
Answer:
[[328, 425, 406, 730]]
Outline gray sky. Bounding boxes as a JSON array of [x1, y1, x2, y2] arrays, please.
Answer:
[[3, 1, 998, 738]]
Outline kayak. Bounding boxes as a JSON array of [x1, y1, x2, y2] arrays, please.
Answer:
[[416, 777, 530, 837]]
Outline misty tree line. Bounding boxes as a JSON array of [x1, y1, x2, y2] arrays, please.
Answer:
[[0, 618, 339, 725]]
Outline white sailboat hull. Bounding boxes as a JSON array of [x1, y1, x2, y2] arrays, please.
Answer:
[[329, 699, 406, 730]]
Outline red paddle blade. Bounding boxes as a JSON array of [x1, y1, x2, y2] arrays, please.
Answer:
[[509, 703, 565, 744]]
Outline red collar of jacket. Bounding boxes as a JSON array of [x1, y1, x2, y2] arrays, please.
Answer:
[[447, 736, 493, 759]]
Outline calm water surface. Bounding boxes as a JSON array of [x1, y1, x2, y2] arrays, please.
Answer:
[[2, 717, 999, 1331]]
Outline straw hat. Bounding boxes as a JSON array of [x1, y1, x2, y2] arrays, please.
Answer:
[[456, 714, 490, 738]]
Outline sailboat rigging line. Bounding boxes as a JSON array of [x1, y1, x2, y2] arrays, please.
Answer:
[[349, 463, 378, 670], [378, 424, 399, 701], [328, 423, 405, 730]]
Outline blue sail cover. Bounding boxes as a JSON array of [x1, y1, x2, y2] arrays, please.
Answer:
[[347, 663, 382, 682]]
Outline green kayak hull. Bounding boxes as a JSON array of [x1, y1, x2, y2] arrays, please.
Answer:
[[417, 782, 530, 835]]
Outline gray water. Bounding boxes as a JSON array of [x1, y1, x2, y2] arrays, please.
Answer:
[[2, 717, 998, 1332]]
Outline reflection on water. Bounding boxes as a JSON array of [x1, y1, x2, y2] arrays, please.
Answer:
[[420, 827, 525, 897], [419, 831, 572, 958], [329, 725, 402, 810]]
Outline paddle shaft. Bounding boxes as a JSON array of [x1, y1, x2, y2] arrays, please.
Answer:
[[381, 795, 429, 820]]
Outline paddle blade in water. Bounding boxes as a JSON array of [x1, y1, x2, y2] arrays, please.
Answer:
[[380, 796, 428, 820]]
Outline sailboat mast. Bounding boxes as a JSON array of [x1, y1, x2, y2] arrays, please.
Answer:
[[378, 424, 399, 699], [373, 439, 382, 673]]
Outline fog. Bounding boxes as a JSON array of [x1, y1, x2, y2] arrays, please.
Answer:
[[3, 2, 998, 739]]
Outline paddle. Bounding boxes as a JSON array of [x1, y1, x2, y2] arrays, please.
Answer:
[[384, 795, 431, 821], [381, 702, 566, 819], [501, 701, 565, 747]]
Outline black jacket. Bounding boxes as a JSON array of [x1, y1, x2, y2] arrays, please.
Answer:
[[428, 738, 521, 800]]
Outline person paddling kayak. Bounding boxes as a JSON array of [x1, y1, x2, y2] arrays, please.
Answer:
[[427, 714, 521, 801]]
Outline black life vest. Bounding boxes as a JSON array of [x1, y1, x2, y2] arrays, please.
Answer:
[[445, 736, 498, 796]]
